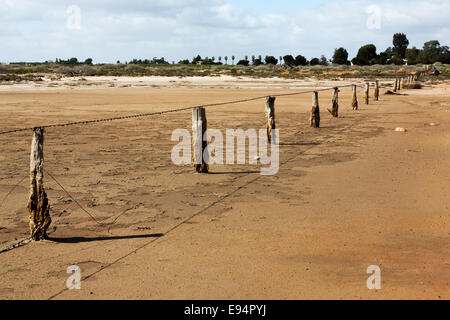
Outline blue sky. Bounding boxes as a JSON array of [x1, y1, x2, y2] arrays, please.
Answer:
[[0, 0, 449, 63]]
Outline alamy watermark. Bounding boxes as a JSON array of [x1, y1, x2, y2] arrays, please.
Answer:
[[366, 5, 381, 30], [67, 5, 81, 30], [366, 265, 381, 290], [171, 128, 279, 176], [66, 265, 81, 290]]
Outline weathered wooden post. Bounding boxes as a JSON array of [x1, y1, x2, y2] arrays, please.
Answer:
[[28, 127, 51, 241], [192, 107, 208, 173], [365, 82, 370, 104], [374, 80, 379, 101], [393, 79, 398, 92], [265, 96, 276, 143], [352, 85, 358, 111], [310, 91, 320, 128], [398, 78, 402, 91], [329, 87, 339, 118]]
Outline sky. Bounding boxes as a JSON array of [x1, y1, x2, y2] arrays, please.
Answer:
[[1, 0, 449, 63]]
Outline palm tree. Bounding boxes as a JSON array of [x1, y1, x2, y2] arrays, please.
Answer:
[[232, 55, 235, 65], [225, 56, 228, 65]]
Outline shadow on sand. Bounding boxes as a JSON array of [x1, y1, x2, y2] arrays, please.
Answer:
[[50, 233, 164, 244]]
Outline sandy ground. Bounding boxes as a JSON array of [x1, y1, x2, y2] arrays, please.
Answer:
[[0, 77, 449, 300]]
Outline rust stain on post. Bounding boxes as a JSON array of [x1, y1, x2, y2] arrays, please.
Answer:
[[329, 87, 339, 118], [310, 91, 320, 128], [265, 96, 276, 143], [352, 85, 358, 111], [28, 127, 51, 241]]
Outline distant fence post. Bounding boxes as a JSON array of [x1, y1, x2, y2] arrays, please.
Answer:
[[192, 107, 208, 173], [28, 127, 51, 241], [398, 78, 402, 91], [352, 85, 358, 111], [329, 87, 339, 118], [374, 80, 379, 101], [365, 82, 370, 105], [265, 96, 276, 143], [393, 79, 398, 92], [310, 91, 320, 128]]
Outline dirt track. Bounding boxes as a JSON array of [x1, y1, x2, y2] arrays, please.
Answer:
[[0, 78, 449, 299]]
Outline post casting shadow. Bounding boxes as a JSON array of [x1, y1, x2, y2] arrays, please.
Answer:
[[208, 171, 260, 175], [50, 233, 164, 244]]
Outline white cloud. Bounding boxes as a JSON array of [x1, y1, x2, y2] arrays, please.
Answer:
[[0, 0, 449, 63]]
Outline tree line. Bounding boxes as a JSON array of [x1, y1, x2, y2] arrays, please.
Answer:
[[47, 33, 450, 67], [349, 33, 450, 66]]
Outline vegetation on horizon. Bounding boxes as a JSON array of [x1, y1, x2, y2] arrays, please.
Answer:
[[1, 33, 449, 82]]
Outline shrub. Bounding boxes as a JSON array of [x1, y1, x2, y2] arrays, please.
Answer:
[[283, 55, 295, 66], [294, 55, 308, 66], [253, 58, 263, 66], [332, 48, 349, 65], [265, 56, 278, 65], [237, 60, 249, 66], [352, 44, 378, 65], [310, 58, 320, 66]]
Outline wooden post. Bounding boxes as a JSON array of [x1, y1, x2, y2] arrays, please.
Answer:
[[265, 96, 276, 143], [365, 82, 370, 104], [310, 91, 320, 128], [192, 107, 208, 173], [398, 78, 402, 91], [329, 87, 339, 118], [28, 127, 51, 241], [374, 80, 379, 101], [393, 79, 398, 92], [352, 85, 358, 111]]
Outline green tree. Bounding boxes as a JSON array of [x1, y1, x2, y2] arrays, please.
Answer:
[[294, 55, 308, 66], [265, 56, 278, 65], [283, 55, 295, 66], [419, 40, 442, 64], [406, 47, 421, 65], [437, 46, 450, 64], [253, 58, 262, 66], [237, 59, 249, 66], [352, 44, 378, 65], [224, 56, 228, 64], [310, 58, 320, 66], [84, 58, 93, 65], [332, 48, 349, 65], [192, 55, 202, 64], [393, 33, 409, 59], [68, 57, 79, 65], [232, 55, 235, 65]]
